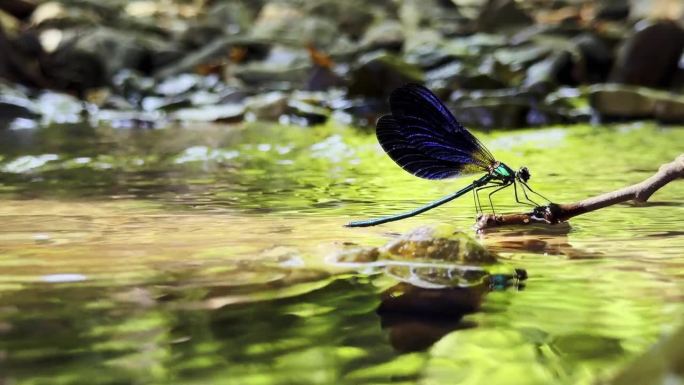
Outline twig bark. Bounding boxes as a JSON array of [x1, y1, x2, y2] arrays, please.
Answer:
[[475, 154, 684, 231]]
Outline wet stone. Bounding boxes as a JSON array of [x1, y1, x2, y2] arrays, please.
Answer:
[[573, 32, 615, 83], [155, 73, 206, 96], [30, 1, 101, 28], [304, 0, 375, 40], [93, 109, 163, 129], [493, 45, 552, 69], [425, 62, 465, 82], [332, 246, 380, 264], [252, 3, 338, 48], [595, 0, 630, 21], [450, 99, 528, 129], [202, 1, 255, 35], [348, 52, 424, 99], [284, 99, 329, 126], [0, 9, 21, 35], [112, 70, 156, 102], [381, 225, 497, 264], [231, 45, 310, 88], [304, 66, 345, 92], [330, 225, 496, 265], [524, 50, 578, 88], [0, 92, 38, 128], [64, 27, 179, 78], [141, 96, 191, 112], [477, 0, 534, 33], [611, 20, 684, 89], [332, 98, 387, 129], [36, 91, 84, 125], [403, 29, 453, 69], [245, 92, 289, 121], [450, 72, 508, 90], [170, 103, 245, 123], [447, 87, 576, 128], [360, 20, 405, 52], [589, 84, 684, 122], [0, 0, 36, 20]]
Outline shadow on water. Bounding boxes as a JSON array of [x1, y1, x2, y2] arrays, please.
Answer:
[[480, 223, 605, 259], [377, 273, 525, 353]]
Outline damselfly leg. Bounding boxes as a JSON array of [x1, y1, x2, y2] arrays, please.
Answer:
[[513, 181, 539, 207], [474, 181, 505, 213], [520, 180, 550, 203]]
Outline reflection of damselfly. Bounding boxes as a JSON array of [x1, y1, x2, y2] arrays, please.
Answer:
[[347, 84, 548, 227], [384, 262, 490, 289], [383, 263, 526, 290]]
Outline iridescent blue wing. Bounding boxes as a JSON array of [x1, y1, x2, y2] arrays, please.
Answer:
[[376, 84, 495, 180], [376, 116, 464, 179]]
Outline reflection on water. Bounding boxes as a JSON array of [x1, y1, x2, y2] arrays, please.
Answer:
[[0, 123, 683, 384]]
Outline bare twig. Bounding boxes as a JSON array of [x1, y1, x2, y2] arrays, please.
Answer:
[[475, 154, 684, 231]]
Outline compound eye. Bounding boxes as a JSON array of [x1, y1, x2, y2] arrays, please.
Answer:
[[518, 167, 531, 182]]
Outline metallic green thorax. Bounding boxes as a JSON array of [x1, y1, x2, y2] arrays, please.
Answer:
[[493, 164, 512, 178]]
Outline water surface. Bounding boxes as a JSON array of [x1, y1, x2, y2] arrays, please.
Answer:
[[1, 122, 683, 384]]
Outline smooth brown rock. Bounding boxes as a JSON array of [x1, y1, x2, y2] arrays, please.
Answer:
[[611, 21, 684, 89]]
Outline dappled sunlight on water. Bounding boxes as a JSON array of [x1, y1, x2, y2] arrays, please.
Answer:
[[0, 123, 683, 384]]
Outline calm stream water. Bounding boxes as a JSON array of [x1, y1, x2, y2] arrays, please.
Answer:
[[0, 122, 683, 384]]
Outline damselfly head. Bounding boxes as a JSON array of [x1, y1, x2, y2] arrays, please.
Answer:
[[516, 167, 531, 182]]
